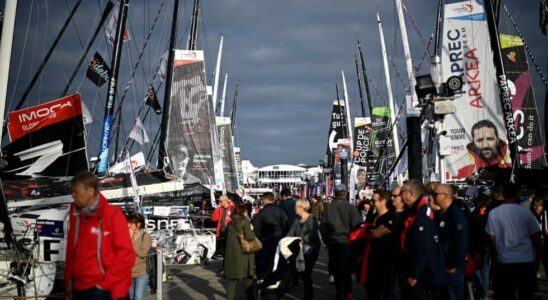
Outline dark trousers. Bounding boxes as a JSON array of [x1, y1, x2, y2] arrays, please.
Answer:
[[297, 248, 320, 300], [256, 239, 278, 279], [493, 261, 536, 300], [73, 287, 113, 300], [366, 262, 393, 300], [328, 243, 353, 300], [407, 284, 450, 300], [447, 269, 464, 300]]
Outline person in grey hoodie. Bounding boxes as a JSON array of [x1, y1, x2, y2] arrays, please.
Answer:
[[320, 184, 361, 300]]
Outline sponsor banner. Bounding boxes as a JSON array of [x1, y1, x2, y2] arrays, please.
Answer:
[[109, 151, 146, 174], [216, 117, 238, 192], [86, 51, 111, 87], [366, 107, 395, 187], [105, 2, 131, 45], [234, 147, 243, 188], [3, 94, 88, 177], [353, 117, 372, 166], [145, 86, 162, 114], [36, 219, 64, 238], [500, 34, 547, 169], [128, 117, 150, 145], [325, 100, 348, 167], [166, 50, 214, 186], [441, 0, 510, 179]]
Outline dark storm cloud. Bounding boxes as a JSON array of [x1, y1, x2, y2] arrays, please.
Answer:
[[4, 0, 547, 168]]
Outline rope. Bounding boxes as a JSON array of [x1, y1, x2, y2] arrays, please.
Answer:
[[387, 53, 409, 92], [502, 2, 548, 89], [402, 0, 433, 57]]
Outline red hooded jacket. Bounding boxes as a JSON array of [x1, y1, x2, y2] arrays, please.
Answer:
[[211, 203, 234, 237], [64, 193, 135, 299]]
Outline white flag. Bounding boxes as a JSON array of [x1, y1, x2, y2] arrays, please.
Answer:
[[129, 117, 149, 145], [82, 102, 93, 124], [157, 51, 169, 81], [105, 2, 131, 45]]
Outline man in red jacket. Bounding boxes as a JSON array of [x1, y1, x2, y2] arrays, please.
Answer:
[[65, 171, 135, 300], [211, 194, 234, 257]]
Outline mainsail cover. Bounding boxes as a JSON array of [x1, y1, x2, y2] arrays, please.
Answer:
[[441, 0, 510, 179], [499, 34, 547, 169], [166, 50, 215, 186], [2, 94, 88, 178]]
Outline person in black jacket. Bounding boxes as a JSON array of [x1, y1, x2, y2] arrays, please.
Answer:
[[433, 184, 468, 300], [400, 180, 448, 300], [252, 192, 288, 279], [320, 184, 361, 300]]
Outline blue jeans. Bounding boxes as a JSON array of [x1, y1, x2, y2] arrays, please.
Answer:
[[129, 273, 149, 300]]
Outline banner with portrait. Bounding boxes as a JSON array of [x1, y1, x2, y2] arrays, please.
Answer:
[[350, 117, 371, 204], [166, 50, 215, 186], [441, 0, 510, 179]]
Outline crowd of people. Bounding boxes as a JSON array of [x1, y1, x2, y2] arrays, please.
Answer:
[[213, 180, 547, 300], [63, 170, 547, 300]]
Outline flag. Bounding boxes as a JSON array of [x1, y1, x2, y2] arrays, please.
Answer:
[[82, 101, 93, 124], [86, 52, 111, 87], [105, 2, 131, 45], [541, 0, 548, 35], [145, 86, 161, 114], [129, 117, 149, 145], [157, 51, 169, 81]]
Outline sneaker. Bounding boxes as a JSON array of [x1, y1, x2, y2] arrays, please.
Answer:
[[329, 275, 335, 284]]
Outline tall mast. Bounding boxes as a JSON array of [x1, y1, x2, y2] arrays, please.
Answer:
[[0, 0, 17, 143], [341, 71, 353, 150], [97, 0, 130, 174], [157, 0, 181, 168], [433, 0, 443, 56], [219, 73, 228, 117], [212, 36, 224, 114], [395, 0, 422, 181], [230, 81, 239, 133], [484, 0, 519, 180], [357, 41, 374, 116], [377, 13, 400, 156], [187, 0, 200, 50], [354, 56, 366, 118]]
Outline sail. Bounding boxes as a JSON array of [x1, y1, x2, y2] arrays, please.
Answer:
[[350, 117, 371, 204], [365, 106, 395, 187], [499, 34, 547, 169], [2, 94, 88, 178], [441, 0, 510, 179], [165, 50, 215, 186], [216, 117, 238, 193]]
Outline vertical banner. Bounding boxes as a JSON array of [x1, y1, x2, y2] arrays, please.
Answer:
[[366, 107, 395, 187], [4, 94, 88, 177], [441, 0, 511, 179], [325, 100, 347, 167], [500, 34, 547, 169], [350, 117, 371, 204], [216, 117, 238, 193], [234, 147, 243, 189], [166, 50, 215, 185]]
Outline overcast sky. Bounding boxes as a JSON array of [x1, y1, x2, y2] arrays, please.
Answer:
[[4, 0, 547, 167]]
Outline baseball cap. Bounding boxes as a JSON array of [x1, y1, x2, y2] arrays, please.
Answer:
[[335, 184, 347, 192]]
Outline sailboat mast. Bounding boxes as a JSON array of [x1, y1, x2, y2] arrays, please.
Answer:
[[484, 0, 519, 178], [212, 36, 224, 114], [219, 73, 228, 117], [230, 81, 239, 133], [157, 0, 181, 169], [341, 71, 353, 150], [354, 56, 366, 118], [0, 0, 17, 142], [357, 41, 374, 117], [187, 0, 200, 51], [377, 13, 400, 157], [97, 0, 129, 174]]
